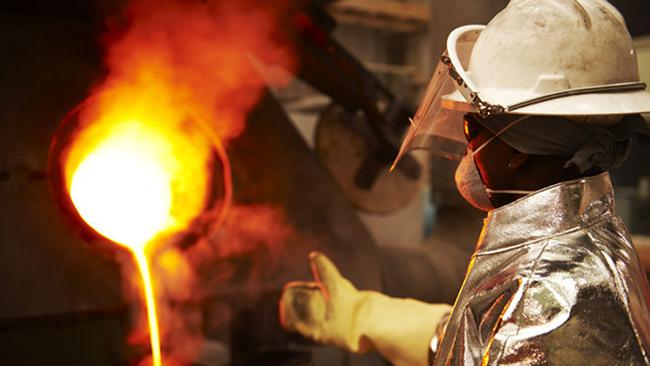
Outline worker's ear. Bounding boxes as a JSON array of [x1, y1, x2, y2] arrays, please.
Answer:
[[508, 150, 529, 171]]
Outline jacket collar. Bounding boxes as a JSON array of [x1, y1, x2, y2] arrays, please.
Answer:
[[476, 172, 615, 254]]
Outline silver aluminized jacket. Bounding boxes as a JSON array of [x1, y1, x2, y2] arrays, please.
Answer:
[[432, 173, 650, 365]]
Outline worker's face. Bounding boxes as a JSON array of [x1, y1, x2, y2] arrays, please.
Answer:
[[463, 114, 518, 205]]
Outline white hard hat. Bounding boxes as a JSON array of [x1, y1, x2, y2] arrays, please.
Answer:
[[392, 0, 650, 167], [444, 0, 650, 116]]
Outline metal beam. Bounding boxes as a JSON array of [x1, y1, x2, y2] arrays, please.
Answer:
[[329, 0, 430, 33]]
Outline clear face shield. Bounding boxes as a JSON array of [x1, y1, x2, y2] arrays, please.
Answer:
[[391, 26, 483, 168]]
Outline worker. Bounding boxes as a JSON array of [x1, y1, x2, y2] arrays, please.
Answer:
[[279, 0, 650, 365]]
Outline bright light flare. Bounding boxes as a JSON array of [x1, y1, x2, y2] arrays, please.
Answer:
[[69, 122, 173, 249]]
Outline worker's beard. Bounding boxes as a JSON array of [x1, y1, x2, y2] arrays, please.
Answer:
[[454, 152, 494, 211]]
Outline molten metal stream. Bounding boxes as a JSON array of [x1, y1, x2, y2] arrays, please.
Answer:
[[63, 110, 232, 366], [133, 249, 162, 366]]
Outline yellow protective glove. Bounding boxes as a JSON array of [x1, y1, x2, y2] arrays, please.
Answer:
[[280, 252, 452, 366]]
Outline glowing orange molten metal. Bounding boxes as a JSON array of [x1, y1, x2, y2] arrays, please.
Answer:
[[56, 0, 294, 364], [69, 122, 177, 248], [64, 106, 216, 366]]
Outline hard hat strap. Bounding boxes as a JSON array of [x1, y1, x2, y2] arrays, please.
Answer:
[[506, 81, 647, 112], [442, 52, 647, 118]]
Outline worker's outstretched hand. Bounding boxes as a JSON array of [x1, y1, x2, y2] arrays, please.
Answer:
[[279, 251, 453, 366], [279, 251, 370, 352]]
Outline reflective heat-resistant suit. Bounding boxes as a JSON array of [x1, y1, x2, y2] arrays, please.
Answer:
[[432, 173, 650, 365]]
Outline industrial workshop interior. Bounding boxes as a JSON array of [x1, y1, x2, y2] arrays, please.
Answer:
[[2, 0, 650, 365]]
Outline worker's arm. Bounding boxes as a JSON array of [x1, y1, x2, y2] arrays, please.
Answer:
[[279, 252, 452, 366]]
